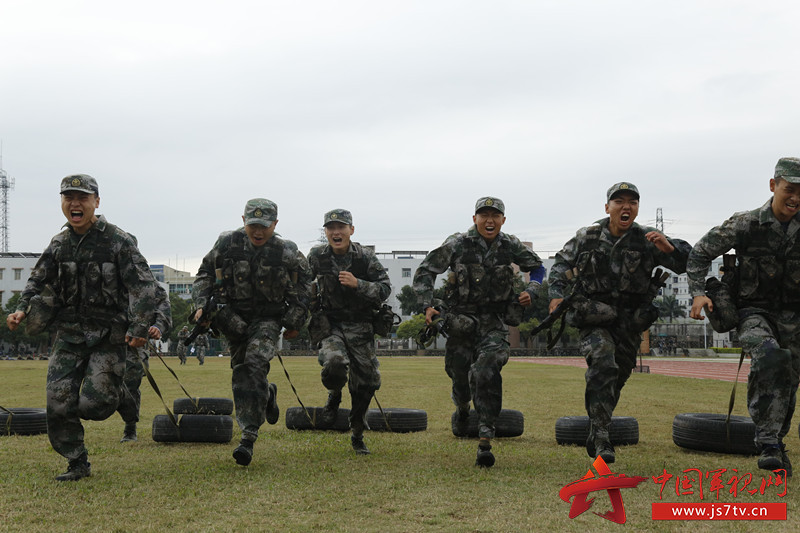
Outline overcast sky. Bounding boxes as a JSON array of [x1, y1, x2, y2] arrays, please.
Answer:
[[1, 0, 799, 274]]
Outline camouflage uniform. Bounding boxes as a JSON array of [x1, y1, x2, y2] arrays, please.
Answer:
[[194, 333, 209, 365], [177, 326, 189, 364], [117, 283, 172, 429], [687, 159, 800, 461], [308, 235, 391, 438], [193, 201, 312, 445], [16, 212, 159, 463], [550, 216, 690, 450], [413, 217, 544, 439]]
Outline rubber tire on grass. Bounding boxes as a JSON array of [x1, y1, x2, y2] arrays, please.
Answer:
[[366, 408, 427, 433], [672, 413, 757, 455], [173, 397, 234, 415], [451, 409, 524, 438], [152, 414, 181, 442], [555, 416, 639, 446], [0, 408, 47, 436], [285, 406, 351, 431], [179, 414, 233, 443]]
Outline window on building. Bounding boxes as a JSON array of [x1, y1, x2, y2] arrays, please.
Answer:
[[0, 268, 4, 280], [402, 268, 411, 278], [13, 268, 22, 280]]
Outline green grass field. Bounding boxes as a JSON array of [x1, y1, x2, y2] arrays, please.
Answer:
[[0, 356, 796, 532]]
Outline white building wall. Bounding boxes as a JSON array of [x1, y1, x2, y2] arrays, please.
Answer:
[[0, 253, 40, 308]]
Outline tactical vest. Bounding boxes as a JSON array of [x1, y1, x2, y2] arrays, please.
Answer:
[[574, 224, 653, 306], [444, 234, 516, 312], [735, 211, 800, 307], [219, 231, 291, 318], [56, 221, 124, 325], [314, 243, 374, 322]]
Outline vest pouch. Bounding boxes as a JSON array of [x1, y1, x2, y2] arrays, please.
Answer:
[[372, 304, 396, 337], [444, 312, 477, 337], [567, 295, 617, 328], [231, 260, 252, 301], [503, 300, 524, 327], [705, 277, 738, 333], [25, 285, 60, 336], [308, 311, 332, 347], [213, 306, 249, 339], [631, 303, 659, 332]]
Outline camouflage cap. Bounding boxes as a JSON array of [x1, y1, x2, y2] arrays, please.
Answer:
[[243, 198, 277, 226], [606, 182, 640, 202], [60, 174, 98, 195], [474, 197, 505, 214], [323, 208, 353, 226], [774, 157, 800, 184]]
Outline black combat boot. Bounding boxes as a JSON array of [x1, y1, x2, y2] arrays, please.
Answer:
[[594, 438, 616, 464], [475, 438, 495, 467], [120, 422, 137, 443], [351, 434, 370, 455], [55, 455, 91, 482], [266, 383, 279, 425], [233, 439, 254, 466], [321, 389, 342, 426], [758, 444, 783, 471]]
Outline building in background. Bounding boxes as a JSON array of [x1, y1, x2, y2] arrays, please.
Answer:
[[150, 264, 195, 298]]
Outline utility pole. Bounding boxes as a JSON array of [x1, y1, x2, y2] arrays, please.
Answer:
[[0, 142, 15, 253]]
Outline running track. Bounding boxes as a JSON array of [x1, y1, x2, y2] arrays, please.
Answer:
[[515, 357, 749, 383]]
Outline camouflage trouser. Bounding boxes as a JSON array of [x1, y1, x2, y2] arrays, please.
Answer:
[[445, 328, 509, 439], [738, 309, 800, 448], [117, 347, 149, 425], [46, 336, 127, 460], [580, 318, 640, 443], [228, 320, 280, 442], [177, 343, 187, 364], [318, 323, 381, 436], [196, 346, 206, 364]]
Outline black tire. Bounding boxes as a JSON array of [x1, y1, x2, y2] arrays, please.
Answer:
[[555, 416, 639, 446], [673, 413, 757, 455], [0, 408, 47, 436], [152, 414, 181, 442], [173, 397, 234, 415], [179, 414, 233, 443], [285, 406, 351, 431], [451, 409, 524, 438], [366, 408, 427, 433]]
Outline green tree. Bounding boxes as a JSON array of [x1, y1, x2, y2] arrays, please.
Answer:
[[654, 294, 686, 323], [167, 293, 192, 346], [396, 284, 446, 316], [396, 314, 426, 342], [397, 285, 421, 315]]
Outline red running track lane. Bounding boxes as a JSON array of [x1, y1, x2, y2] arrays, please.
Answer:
[[515, 357, 750, 383]]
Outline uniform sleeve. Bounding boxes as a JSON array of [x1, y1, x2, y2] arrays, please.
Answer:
[[508, 235, 545, 296], [355, 252, 392, 306], [193, 233, 227, 310], [548, 231, 583, 299], [118, 235, 159, 340], [16, 239, 60, 313], [686, 216, 739, 296], [412, 235, 458, 310], [152, 284, 173, 338], [284, 245, 313, 321], [653, 236, 692, 275]]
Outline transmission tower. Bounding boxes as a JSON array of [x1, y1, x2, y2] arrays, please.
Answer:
[[0, 144, 14, 253], [655, 207, 664, 232]]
